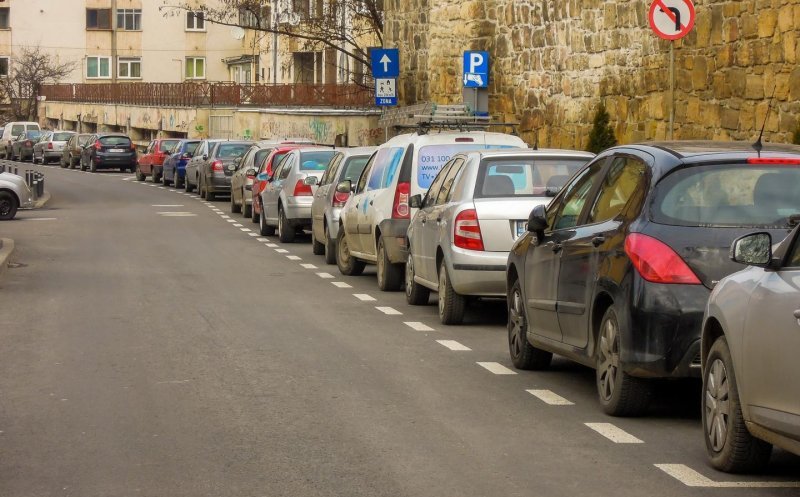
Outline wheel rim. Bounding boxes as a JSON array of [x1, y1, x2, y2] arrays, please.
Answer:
[[278, 210, 284, 236], [405, 254, 414, 297], [597, 317, 620, 401], [508, 287, 526, 359], [0, 198, 11, 217], [438, 269, 446, 316], [377, 242, 385, 286], [705, 358, 731, 452], [339, 235, 350, 265]]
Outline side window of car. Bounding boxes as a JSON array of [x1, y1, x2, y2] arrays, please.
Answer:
[[279, 156, 294, 180], [550, 161, 606, 231], [366, 147, 404, 192], [145, 142, 154, 154], [587, 157, 648, 225], [356, 153, 377, 194], [424, 160, 454, 208], [321, 154, 341, 185], [436, 158, 465, 205]]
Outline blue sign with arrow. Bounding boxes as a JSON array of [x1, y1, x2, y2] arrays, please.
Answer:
[[463, 51, 489, 88], [371, 48, 399, 78]]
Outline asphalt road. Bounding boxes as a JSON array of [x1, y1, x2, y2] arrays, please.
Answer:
[[0, 161, 798, 497]]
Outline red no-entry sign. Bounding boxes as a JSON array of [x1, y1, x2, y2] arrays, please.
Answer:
[[649, 0, 696, 40]]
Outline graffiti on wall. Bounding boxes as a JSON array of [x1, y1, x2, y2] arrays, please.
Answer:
[[260, 117, 346, 144]]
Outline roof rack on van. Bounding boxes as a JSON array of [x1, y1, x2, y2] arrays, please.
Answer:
[[378, 103, 518, 135]]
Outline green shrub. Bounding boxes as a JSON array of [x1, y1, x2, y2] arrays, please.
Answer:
[[793, 123, 800, 145], [587, 102, 617, 154]]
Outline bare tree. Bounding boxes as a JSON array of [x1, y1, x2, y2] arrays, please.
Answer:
[[0, 47, 77, 121], [159, 0, 382, 86]]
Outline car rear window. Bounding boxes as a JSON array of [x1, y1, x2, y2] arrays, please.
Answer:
[[652, 164, 800, 228], [161, 140, 180, 152], [474, 158, 588, 198], [26, 125, 39, 131], [26, 131, 42, 139], [341, 156, 370, 183], [53, 133, 74, 141], [254, 149, 273, 168], [78, 135, 93, 146], [11, 125, 24, 136], [100, 136, 131, 146], [417, 144, 518, 189], [216, 144, 250, 158], [299, 151, 336, 171]]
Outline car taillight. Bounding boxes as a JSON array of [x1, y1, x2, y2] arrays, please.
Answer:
[[211, 160, 224, 172], [624, 233, 701, 285], [453, 209, 484, 251], [246, 173, 255, 180], [130, 143, 136, 151], [392, 181, 410, 219], [293, 179, 313, 196], [747, 158, 800, 165], [333, 191, 349, 207], [47, 142, 53, 150], [94, 142, 102, 150]]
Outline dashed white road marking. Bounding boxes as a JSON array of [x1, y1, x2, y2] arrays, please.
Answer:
[[157, 212, 197, 217], [404, 321, 434, 331], [240, 228, 252, 232], [275, 248, 289, 253], [265, 243, 278, 248], [375, 306, 402, 315], [220, 215, 231, 219], [158, 187, 166, 189], [122, 176, 135, 181], [286, 255, 301, 260], [655, 464, 800, 488], [232, 223, 244, 227], [151, 205, 184, 207], [353, 293, 376, 301], [585, 423, 643, 444], [437, 340, 470, 351], [301, 263, 317, 269], [317, 272, 334, 279], [526, 389, 574, 406], [226, 219, 237, 223], [331, 281, 351, 288], [17, 217, 57, 221], [477, 362, 517, 375], [247, 233, 259, 237], [256, 238, 269, 242]]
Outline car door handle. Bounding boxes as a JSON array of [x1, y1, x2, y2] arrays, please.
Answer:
[[551, 242, 562, 253], [369, 200, 374, 205], [591, 235, 605, 247], [420, 217, 427, 224], [793, 309, 800, 320], [436, 217, 443, 223]]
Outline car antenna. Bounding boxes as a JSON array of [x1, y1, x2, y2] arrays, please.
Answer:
[[752, 88, 776, 157]]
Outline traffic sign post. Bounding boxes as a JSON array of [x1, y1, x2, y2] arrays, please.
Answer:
[[648, 0, 695, 139]]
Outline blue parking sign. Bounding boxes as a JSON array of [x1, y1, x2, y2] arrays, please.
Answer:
[[463, 51, 489, 88]]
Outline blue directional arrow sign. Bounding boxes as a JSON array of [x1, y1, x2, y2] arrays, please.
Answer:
[[463, 51, 489, 88], [371, 48, 399, 78]]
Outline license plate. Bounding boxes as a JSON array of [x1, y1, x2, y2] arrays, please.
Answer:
[[515, 220, 527, 238], [109, 148, 124, 153]]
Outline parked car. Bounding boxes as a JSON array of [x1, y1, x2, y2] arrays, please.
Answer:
[[0, 171, 34, 220], [406, 149, 594, 324], [250, 145, 308, 223], [1, 121, 40, 159], [60, 133, 93, 169], [80, 133, 137, 172], [162, 139, 201, 188], [184, 139, 222, 194], [336, 130, 526, 290], [185, 140, 252, 200], [506, 141, 800, 417], [10, 130, 43, 161], [33, 130, 76, 164], [701, 225, 800, 473], [310, 147, 376, 264], [230, 143, 277, 218], [258, 147, 337, 242], [136, 138, 181, 183]]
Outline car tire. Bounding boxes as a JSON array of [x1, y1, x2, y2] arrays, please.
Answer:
[[259, 206, 275, 236], [337, 228, 365, 276], [135, 166, 145, 181], [311, 227, 325, 255], [162, 170, 170, 186], [173, 170, 182, 189], [507, 279, 552, 369], [405, 252, 430, 305], [230, 191, 241, 213], [0, 190, 18, 220], [324, 224, 336, 265], [184, 175, 194, 193], [152, 168, 161, 183], [90, 161, 97, 173], [277, 206, 295, 243], [60, 156, 67, 168], [703, 336, 772, 473], [242, 196, 252, 218], [596, 306, 653, 417], [438, 260, 465, 325], [251, 199, 259, 223], [377, 236, 403, 291]]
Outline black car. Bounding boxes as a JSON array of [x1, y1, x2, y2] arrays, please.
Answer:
[[80, 133, 137, 172], [506, 141, 800, 416]]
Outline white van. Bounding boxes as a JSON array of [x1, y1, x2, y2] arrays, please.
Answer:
[[1, 122, 41, 159], [336, 129, 526, 290]]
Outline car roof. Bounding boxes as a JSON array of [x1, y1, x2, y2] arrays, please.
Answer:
[[337, 146, 378, 157], [456, 148, 596, 160], [97, 133, 129, 137], [384, 130, 527, 148]]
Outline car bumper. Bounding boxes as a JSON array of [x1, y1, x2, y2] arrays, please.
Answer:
[[43, 150, 62, 158], [95, 155, 137, 168], [284, 196, 313, 223], [378, 218, 410, 264], [446, 247, 508, 296], [325, 207, 343, 239], [207, 175, 231, 193]]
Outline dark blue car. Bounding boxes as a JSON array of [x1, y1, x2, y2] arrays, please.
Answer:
[[162, 139, 201, 188]]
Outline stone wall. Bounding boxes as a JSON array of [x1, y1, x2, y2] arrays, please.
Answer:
[[385, 0, 800, 149]]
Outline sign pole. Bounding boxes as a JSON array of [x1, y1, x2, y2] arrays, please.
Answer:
[[669, 41, 675, 140]]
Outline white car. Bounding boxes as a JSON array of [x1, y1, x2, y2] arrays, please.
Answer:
[[336, 130, 526, 290], [0, 171, 34, 220]]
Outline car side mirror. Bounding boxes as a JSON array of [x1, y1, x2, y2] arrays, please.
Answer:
[[246, 168, 256, 176], [730, 232, 773, 267], [303, 176, 318, 186], [256, 172, 267, 181], [202, 154, 208, 161], [527, 204, 548, 235], [336, 180, 352, 194], [409, 194, 422, 209]]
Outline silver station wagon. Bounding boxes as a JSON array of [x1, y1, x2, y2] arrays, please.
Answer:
[[405, 149, 594, 324]]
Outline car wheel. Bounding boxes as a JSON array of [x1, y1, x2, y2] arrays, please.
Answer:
[[259, 205, 275, 236], [251, 198, 259, 223], [278, 206, 295, 243], [162, 169, 170, 186], [337, 228, 365, 276], [405, 252, 430, 305], [230, 191, 241, 213], [508, 279, 552, 369], [438, 260, 465, 324], [185, 174, 194, 193], [135, 166, 145, 181], [242, 197, 252, 218], [377, 236, 403, 291], [152, 168, 161, 183], [596, 306, 653, 416], [90, 161, 97, 173], [311, 227, 325, 255], [0, 190, 18, 220], [199, 177, 207, 199], [173, 170, 182, 189], [324, 224, 336, 265], [703, 336, 772, 472], [60, 156, 67, 168]]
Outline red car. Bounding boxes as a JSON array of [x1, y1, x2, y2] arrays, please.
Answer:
[[136, 138, 181, 182], [249, 144, 309, 223]]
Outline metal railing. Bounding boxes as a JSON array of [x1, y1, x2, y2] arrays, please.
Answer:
[[41, 82, 375, 109]]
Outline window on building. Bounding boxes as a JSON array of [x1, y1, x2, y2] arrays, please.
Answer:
[[185, 57, 205, 79], [86, 8, 112, 30], [118, 58, 141, 79], [86, 56, 111, 79], [293, 52, 315, 84], [0, 57, 9, 78], [239, 8, 260, 28], [117, 9, 142, 30], [186, 11, 205, 31], [0, 8, 9, 29], [292, 0, 310, 18]]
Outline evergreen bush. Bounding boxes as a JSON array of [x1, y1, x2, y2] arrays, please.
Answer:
[[586, 102, 617, 154]]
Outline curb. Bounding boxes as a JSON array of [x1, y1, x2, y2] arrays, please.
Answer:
[[0, 238, 15, 280], [33, 191, 51, 209]]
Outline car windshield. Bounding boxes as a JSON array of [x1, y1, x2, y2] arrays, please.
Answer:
[[216, 144, 250, 158], [99, 136, 131, 146], [299, 151, 336, 171], [475, 158, 588, 198], [417, 143, 519, 189], [254, 149, 273, 168], [25, 131, 42, 140], [161, 140, 180, 153], [183, 141, 200, 154], [78, 135, 92, 146], [11, 125, 24, 136], [341, 156, 370, 182], [53, 132, 74, 141], [652, 164, 800, 228]]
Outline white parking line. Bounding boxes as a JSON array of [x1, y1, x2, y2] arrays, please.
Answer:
[[301, 263, 317, 269], [265, 243, 278, 248], [226, 219, 237, 223], [157, 212, 197, 217], [275, 249, 289, 253], [655, 464, 800, 488], [287, 255, 301, 260], [404, 321, 434, 331], [247, 233, 259, 237], [585, 423, 643, 444], [240, 228, 252, 232], [232, 223, 243, 227], [437, 340, 470, 351], [158, 187, 165, 189], [477, 362, 517, 375], [353, 293, 376, 301], [331, 281, 352, 288], [17, 217, 57, 221], [256, 238, 269, 242], [317, 272, 334, 279], [220, 215, 231, 219], [375, 306, 402, 315], [526, 389, 574, 406], [151, 204, 184, 207]]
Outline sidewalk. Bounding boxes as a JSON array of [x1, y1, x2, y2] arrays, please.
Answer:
[[0, 238, 14, 280]]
